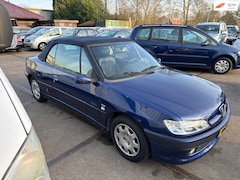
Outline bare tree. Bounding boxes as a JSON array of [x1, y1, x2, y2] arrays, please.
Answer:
[[189, 0, 210, 25], [114, 0, 162, 27], [108, 0, 234, 27], [169, 0, 196, 25]]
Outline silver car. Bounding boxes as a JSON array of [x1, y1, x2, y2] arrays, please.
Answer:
[[195, 22, 228, 43], [24, 26, 69, 50]]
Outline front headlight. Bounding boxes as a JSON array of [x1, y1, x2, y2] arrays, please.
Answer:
[[4, 128, 51, 180], [163, 119, 210, 135]]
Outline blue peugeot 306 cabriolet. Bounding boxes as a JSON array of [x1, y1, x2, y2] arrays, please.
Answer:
[[25, 36, 230, 164]]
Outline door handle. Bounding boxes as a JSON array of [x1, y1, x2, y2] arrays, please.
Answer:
[[151, 45, 158, 49]]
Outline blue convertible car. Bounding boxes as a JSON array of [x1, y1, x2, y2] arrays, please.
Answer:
[[25, 37, 230, 164]]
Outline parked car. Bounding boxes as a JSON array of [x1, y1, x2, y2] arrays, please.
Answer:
[[61, 27, 98, 37], [233, 39, 240, 50], [130, 24, 240, 74], [226, 25, 239, 45], [13, 26, 31, 47], [25, 36, 230, 164], [24, 26, 69, 50], [0, 68, 51, 179], [12, 26, 31, 34], [16, 26, 44, 47], [5, 33, 22, 52], [97, 28, 132, 38], [11, 26, 31, 50], [195, 22, 228, 43]]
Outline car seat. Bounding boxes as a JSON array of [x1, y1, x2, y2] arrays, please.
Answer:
[[98, 47, 119, 78]]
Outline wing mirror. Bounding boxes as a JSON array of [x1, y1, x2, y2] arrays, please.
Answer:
[[201, 41, 209, 46], [75, 73, 97, 84], [75, 76, 91, 84]]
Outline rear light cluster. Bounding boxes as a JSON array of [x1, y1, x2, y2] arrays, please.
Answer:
[[17, 37, 22, 43]]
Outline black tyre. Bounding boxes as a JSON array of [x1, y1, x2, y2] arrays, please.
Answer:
[[38, 42, 47, 51], [212, 57, 232, 74], [30, 77, 46, 102], [110, 115, 150, 162], [16, 48, 21, 52]]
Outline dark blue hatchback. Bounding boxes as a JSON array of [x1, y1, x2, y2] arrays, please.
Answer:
[[25, 36, 230, 164], [130, 24, 240, 74]]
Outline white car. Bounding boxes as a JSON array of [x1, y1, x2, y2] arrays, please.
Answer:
[[0, 68, 51, 179], [196, 22, 228, 43]]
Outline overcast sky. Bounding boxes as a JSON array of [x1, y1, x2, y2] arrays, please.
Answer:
[[8, 0, 53, 10]]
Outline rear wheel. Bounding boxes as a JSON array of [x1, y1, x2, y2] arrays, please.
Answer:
[[212, 57, 232, 74], [30, 77, 46, 102], [110, 115, 150, 162]]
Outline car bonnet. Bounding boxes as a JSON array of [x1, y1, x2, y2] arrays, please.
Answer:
[[111, 69, 223, 120]]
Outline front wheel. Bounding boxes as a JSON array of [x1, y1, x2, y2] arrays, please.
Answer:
[[30, 77, 46, 102], [212, 57, 232, 74], [110, 115, 150, 162], [38, 42, 47, 51]]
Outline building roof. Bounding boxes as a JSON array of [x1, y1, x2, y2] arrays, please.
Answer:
[[78, 20, 96, 27], [170, 19, 182, 25], [0, 0, 43, 20]]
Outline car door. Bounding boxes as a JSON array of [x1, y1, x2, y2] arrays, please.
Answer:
[[178, 27, 218, 68], [43, 28, 61, 43], [133, 27, 182, 64], [150, 27, 183, 64], [51, 44, 103, 125]]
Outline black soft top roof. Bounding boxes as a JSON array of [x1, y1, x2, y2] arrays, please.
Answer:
[[39, 36, 133, 60], [52, 36, 132, 46]]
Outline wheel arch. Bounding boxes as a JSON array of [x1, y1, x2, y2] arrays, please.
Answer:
[[213, 55, 235, 69], [109, 113, 152, 161], [27, 73, 33, 83], [106, 112, 146, 133]]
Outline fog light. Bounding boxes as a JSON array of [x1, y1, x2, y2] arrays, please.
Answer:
[[189, 148, 196, 155]]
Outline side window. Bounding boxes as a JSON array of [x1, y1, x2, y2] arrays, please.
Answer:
[[151, 28, 179, 42], [55, 44, 80, 74], [87, 29, 96, 36], [46, 45, 57, 65], [50, 28, 60, 36], [136, 28, 150, 40], [77, 30, 87, 36], [61, 28, 68, 34], [80, 48, 92, 77], [114, 31, 125, 38], [182, 29, 208, 44]]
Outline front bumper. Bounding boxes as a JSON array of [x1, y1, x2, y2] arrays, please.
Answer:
[[24, 42, 32, 48], [236, 55, 240, 68], [144, 102, 231, 164], [24, 41, 38, 49]]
